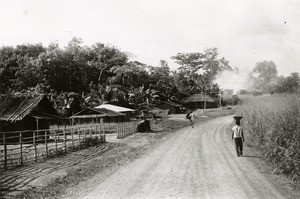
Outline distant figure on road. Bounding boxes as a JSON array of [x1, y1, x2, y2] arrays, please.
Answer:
[[232, 116, 244, 157], [186, 110, 195, 128]]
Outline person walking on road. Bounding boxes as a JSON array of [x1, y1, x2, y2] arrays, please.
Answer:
[[232, 116, 244, 157], [186, 110, 195, 128]]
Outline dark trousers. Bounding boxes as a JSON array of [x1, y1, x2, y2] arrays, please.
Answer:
[[234, 137, 243, 156]]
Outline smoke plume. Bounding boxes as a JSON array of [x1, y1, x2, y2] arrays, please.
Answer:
[[213, 69, 254, 94]]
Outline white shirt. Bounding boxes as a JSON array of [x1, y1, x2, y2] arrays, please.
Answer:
[[232, 125, 243, 138], [189, 112, 195, 121]]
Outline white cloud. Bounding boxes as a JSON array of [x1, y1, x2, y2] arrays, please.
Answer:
[[0, 0, 299, 75]]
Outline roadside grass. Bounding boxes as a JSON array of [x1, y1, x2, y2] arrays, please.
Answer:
[[236, 94, 300, 182]]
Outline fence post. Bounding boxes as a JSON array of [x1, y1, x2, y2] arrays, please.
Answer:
[[89, 126, 92, 138], [95, 124, 98, 139], [71, 127, 74, 150], [3, 133, 7, 169], [122, 123, 124, 139], [117, 124, 120, 139], [45, 130, 48, 158], [78, 127, 81, 148], [19, 132, 23, 166], [33, 131, 37, 162], [123, 123, 125, 138], [64, 128, 67, 153], [55, 130, 58, 153], [104, 126, 106, 142], [120, 123, 122, 139]]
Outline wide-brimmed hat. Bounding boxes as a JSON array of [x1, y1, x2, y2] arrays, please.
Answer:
[[233, 115, 243, 120]]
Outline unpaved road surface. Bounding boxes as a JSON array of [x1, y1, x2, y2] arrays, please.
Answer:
[[79, 116, 288, 199]]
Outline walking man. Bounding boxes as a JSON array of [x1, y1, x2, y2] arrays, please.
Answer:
[[232, 116, 244, 157], [190, 110, 195, 128], [186, 110, 195, 128]]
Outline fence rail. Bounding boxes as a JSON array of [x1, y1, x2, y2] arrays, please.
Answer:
[[0, 121, 138, 169]]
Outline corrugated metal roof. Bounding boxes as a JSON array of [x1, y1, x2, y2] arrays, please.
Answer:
[[70, 108, 124, 119], [96, 108, 125, 117], [95, 104, 135, 113], [70, 114, 106, 119]]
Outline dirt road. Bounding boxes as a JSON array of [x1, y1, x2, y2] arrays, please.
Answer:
[[80, 115, 286, 199]]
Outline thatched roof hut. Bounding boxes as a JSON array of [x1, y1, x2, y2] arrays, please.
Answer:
[[0, 94, 61, 142], [183, 94, 216, 109], [184, 94, 215, 103], [155, 101, 185, 114], [0, 94, 60, 123]]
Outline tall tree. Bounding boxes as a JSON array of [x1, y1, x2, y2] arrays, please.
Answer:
[[0, 44, 46, 92], [171, 48, 231, 96], [148, 62, 176, 101], [0, 46, 18, 93], [274, 72, 300, 93], [252, 61, 278, 92], [89, 43, 128, 85], [253, 61, 277, 82]]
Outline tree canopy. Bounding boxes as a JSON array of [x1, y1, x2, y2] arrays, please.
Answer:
[[171, 48, 232, 97], [0, 38, 299, 115], [251, 61, 299, 94]]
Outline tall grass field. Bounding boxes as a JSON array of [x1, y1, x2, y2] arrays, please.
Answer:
[[236, 94, 300, 181]]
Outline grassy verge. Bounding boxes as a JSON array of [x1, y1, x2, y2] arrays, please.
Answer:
[[236, 94, 300, 182]]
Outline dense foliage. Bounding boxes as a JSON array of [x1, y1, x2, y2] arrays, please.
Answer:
[[252, 61, 300, 94], [0, 38, 299, 116], [0, 39, 232, 114], [237, 95, 300, 181]]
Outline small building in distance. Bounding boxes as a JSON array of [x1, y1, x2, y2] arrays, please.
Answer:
[[70, 108, 126, 125], [95, 104, 135, 122], [222, 89, 234, 96], [238, 88, 263, 96], [183, 93, 216, 110], [0, 94, 61, 142], [155, 101, 185, 114]]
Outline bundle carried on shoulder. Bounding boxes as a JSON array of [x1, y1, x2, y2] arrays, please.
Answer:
[[186, 112, 191, 119]]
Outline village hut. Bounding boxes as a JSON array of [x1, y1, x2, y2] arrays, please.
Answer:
[[95, 104, 135, 122], [155, 101, 185, 114], [0, 94, 61, 143], [150, 107, 169, 120], [183, 94, 216, 110], [70, 108, 126, 125]]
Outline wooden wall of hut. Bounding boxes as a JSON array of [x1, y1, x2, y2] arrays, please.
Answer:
[[0, 116, 50, 144]]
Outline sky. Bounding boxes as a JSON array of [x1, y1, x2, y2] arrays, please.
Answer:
[[0, 0, 299, 76]]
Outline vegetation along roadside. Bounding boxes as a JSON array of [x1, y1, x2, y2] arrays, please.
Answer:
[[236, 94, 300, 183]]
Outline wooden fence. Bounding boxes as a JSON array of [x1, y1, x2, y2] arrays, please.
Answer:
[[0, 121, 138, 169], [117, 121, 139, 139]]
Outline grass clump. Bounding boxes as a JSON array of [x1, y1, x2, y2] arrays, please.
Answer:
[[237, 94, 300, 181]]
